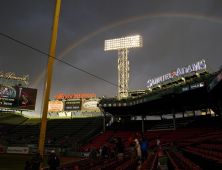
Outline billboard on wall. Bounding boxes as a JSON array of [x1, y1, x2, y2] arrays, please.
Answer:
[[7, 147, 29, 154], [190, 82, 205, 90], [81, 100, 100, 111], [208, 69, 222, 92], [48, 101, 63, 112], [0, 85, 37, 111], [64, 100, 81, 111], [32, 147, 55, 155]]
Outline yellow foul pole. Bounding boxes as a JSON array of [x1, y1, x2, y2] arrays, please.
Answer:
[[38, 0, 61, 168]]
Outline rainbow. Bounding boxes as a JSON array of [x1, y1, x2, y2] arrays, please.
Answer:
[[30, 13, 222, 88]]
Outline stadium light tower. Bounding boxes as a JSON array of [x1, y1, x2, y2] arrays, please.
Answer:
[[105, 35, 143, 98]]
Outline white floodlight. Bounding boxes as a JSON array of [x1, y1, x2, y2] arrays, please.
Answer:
[[105, 35, 143, 51], [105, 35, 143, 98], [181, 77, 186, 82]]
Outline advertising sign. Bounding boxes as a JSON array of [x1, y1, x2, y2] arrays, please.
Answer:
[[0, 71, 29, 85], [182, 86, 189, 92], [208, 70, 222, 92], [48, 101, 63, 112], [7, 147, 29, 154], [217, 70, 222, 83], [190, 82, 205, 90], [81, 100, 100, 111], [0, 85, 37, 111], [147, 60, 207, 88], [54, 93, 95, 100], [81, 152, 90, 157], [64, 100, 81, 111], [32, 147, 55, 155], [207, 78, 218, 93]]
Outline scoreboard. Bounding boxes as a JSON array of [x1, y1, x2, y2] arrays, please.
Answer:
[[64, 100, 81, 111]]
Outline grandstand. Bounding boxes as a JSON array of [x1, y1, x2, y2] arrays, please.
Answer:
[[0, 68, 222, 170]]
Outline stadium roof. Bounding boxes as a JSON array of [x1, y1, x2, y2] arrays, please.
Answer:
[[99, 70, 222, 116]]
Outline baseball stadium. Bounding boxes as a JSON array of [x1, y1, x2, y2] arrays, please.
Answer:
[[1, 2, 222, 170], [1, 61, 222, 170]]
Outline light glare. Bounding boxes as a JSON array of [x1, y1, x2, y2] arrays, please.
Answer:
[[105, 35, 142, 51]]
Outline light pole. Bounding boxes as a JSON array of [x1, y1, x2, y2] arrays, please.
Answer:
[[105, 35, 143, 98]]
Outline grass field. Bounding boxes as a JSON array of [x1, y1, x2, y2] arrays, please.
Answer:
[[0, 154, 84, 170]]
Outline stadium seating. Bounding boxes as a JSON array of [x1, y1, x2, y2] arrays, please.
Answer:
[[139, 152, 158, 170], [2, 111, 222, 170], [166, 149, 203, 170], [116, 157, 140, 170], [0, 112, 28, 132], [181, 146, 222, 170], [81, 131, 115, 150], [151, 116, 197, 130], [106, 120, 161, 131]]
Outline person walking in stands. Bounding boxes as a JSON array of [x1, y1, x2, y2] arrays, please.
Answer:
[[90, 147, 98, 159], [128, 135, 133, 146], [101, 142, 109, 158], [115, 137, 125, 159], [135, 139, 142, 159], [169, 142, 178, 152], [128, 143, 136, 159], [47, 150, 60, 170], [30, 150, 43, 170], [157, 137, 160, 147], [140, 137, 149, 164]]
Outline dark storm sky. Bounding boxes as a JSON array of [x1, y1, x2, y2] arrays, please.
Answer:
[[1, 0, 222, 116]]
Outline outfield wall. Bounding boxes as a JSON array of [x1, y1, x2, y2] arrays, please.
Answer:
[[0, 145, 89, 157]]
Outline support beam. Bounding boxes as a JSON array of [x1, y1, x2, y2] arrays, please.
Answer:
[[142, 115, 145, 133], [172, 109, 176, 131], [38, 1, 61, 169], [218, 100, 222, 121], [103, 112, 106, 132], [118, 49, 129, 98]]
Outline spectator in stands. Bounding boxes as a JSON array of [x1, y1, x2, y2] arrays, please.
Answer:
[[112, 143, 118, 158], [169, 142, 178, 152], [101, 142, 109, 158], [128, 143, 136, 159], [30, 149, 43, 170], [61, 140, 64, 146], [25, 160, 31, 170], [157, 137, 160, 147], [62, 148, 66, 156], [128, 135, 134, 146], [99, 147, 102, 156], [48, 136, 51, 144], [140, 137, 149, 164], [59, 148, 62, 156], [47, 150, 60, 170], [86, 147, 90, 152], [89, 147, 97, 159], [115, 137, 125, 159], [135, 138, 142, 159]]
